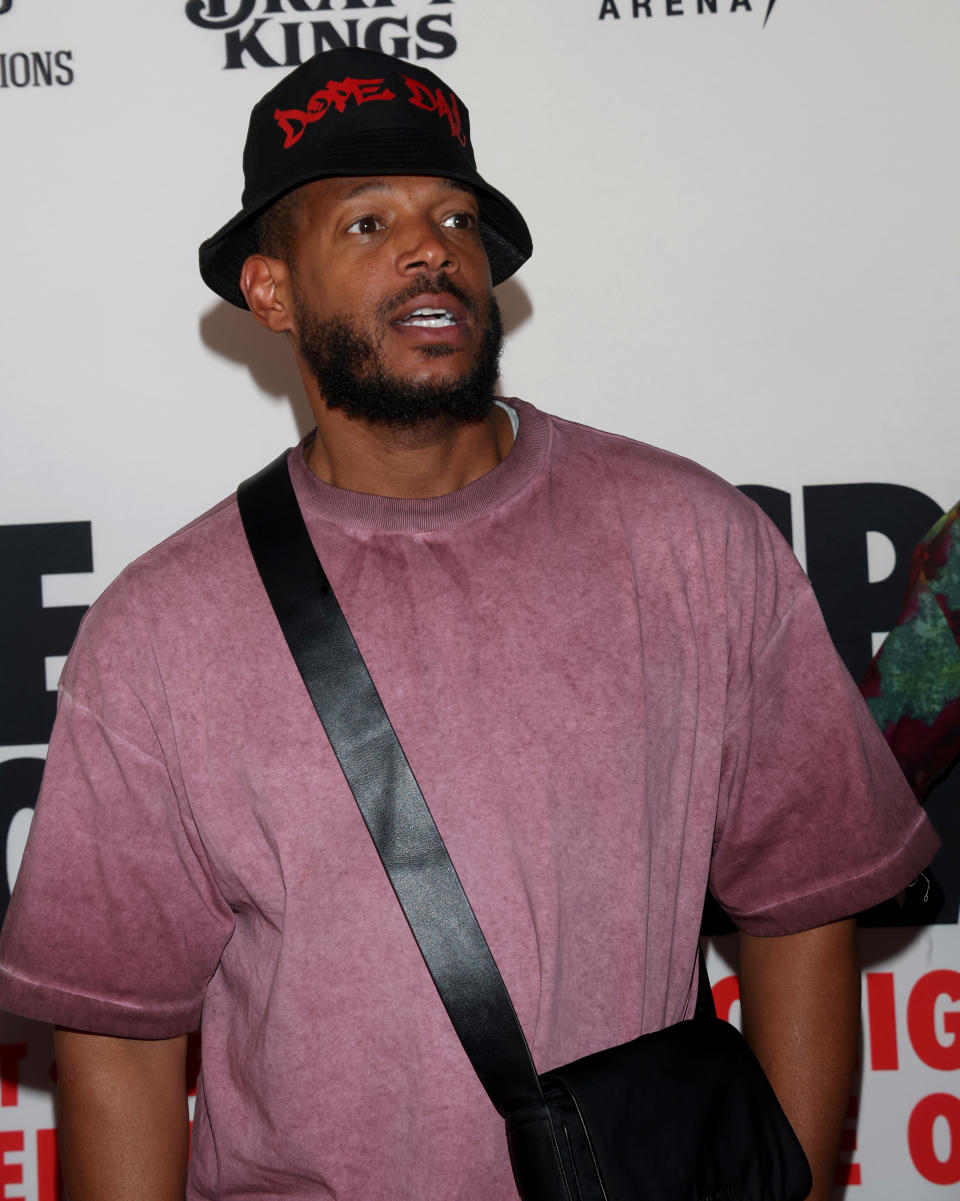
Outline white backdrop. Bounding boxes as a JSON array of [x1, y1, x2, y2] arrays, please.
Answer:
[[1, 1, 958, 1197]]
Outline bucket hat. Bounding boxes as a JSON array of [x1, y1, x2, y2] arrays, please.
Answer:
[[199, 48, 532, 308]]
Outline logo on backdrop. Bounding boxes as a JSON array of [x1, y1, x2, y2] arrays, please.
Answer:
[[185, 0, 457, 71], [597, 0, 779, 26], [0, 50, 73, 88], [0, 0, 76, 91]]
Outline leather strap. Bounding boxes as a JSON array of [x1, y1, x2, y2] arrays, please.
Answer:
[[236, 452, 544, 1117]]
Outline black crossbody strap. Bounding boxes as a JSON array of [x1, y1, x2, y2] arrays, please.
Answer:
[[236, 452, 544, 1117]]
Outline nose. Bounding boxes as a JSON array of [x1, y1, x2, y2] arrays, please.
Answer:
[[396, 216, 458, 276]]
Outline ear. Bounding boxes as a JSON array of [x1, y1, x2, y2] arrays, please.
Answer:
[[240, 254, 296, 333]]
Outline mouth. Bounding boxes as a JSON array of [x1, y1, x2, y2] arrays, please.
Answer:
[[388, 286, 472, 333], [396, 306, 459, 329]]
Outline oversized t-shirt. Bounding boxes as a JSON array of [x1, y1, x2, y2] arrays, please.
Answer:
[[0, 401, 939, 1200]]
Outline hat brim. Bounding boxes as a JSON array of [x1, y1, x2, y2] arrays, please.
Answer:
[[198, 129, 531, 309]]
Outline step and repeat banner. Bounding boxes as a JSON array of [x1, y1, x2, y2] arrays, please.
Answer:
[[1, 1, 958, 1197]]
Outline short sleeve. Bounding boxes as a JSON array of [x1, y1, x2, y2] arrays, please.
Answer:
[[0, 584, 236, 1038], [709, 530, 940, 936]]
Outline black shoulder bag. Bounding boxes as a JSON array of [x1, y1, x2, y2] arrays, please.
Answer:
[[237, 452, 813, 1201]]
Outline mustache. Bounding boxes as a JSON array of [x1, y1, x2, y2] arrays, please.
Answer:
[[376, 273, 482, 322]]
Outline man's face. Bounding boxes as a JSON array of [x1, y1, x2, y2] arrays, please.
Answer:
[[286, 175, 503, 428]]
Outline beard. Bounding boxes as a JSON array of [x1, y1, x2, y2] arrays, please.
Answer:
[[293, 273, 504, 431]]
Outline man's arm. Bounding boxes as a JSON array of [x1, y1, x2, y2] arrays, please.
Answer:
[[737, 918, 860, 1201], [54, 1028, 189, 1201]]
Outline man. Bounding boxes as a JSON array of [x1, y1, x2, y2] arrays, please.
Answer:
[[0, 48, 938, 1201]]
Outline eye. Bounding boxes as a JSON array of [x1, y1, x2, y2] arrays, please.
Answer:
[[441, 211, 477, 231], [346, 215, 385, 235]]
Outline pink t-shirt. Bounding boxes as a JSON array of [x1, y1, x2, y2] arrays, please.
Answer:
[[0, 402, 938, 1199]]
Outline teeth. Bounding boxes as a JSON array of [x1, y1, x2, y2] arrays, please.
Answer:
[[401, 307, 456, 327]]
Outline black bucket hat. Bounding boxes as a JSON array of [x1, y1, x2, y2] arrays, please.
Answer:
[[199, 48, 532, 309]]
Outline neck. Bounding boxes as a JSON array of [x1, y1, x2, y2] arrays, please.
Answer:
[[305, 400, 514, 498]]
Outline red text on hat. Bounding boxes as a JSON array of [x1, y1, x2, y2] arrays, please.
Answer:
[[274, 76, 396, 149]]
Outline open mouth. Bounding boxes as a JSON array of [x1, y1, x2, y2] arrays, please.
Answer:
[[396, 307, 458, 328]]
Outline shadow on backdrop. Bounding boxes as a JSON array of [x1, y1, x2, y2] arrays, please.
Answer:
[[199, 302, 315, 438]]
